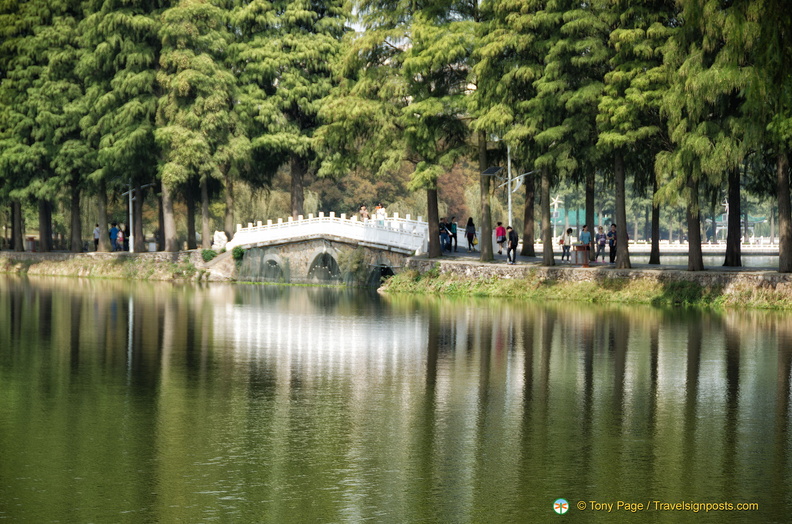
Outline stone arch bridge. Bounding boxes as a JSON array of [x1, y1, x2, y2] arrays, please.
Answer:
[[209, 212, 429, 285]]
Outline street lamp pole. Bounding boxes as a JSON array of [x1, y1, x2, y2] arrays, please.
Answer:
[[128, 179, 134, 252], [122, 181, 154, 253]]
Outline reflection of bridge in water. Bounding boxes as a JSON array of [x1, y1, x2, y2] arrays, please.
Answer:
[[224, 212, 429, 285]]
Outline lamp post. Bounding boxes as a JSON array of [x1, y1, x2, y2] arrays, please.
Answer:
[[122, 180, 154, 253]]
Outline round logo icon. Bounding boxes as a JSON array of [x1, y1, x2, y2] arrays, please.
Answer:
[[554, 498, 569, 515]]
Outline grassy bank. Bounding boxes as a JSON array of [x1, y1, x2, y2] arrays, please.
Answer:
[[0, 253, 210, 281], [382, 266, 792, 310]]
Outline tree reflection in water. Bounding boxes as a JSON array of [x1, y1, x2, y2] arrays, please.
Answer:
[[0, 277, 789, 522]]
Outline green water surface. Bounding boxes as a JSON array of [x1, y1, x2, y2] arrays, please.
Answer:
[[0, 276, 789, 523]]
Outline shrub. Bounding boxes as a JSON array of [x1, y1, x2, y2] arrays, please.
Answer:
[[232, 246, 245, 261], [201, 249, 218, 262]]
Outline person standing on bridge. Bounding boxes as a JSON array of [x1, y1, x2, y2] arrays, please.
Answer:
[[375, 202, 386, 226], [359, 205, 370, 221]]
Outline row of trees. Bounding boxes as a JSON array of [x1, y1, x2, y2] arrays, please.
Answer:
[[1, 0, 791, 272], [1, 0, 345, 252]]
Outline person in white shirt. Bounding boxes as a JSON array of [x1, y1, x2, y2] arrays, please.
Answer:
[[375, 202, 386, 225], [93, 224, 101, 251]]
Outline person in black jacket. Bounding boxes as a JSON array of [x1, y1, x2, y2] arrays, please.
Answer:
[[506, 226, 519, 264], [465, 218, 477, 252]]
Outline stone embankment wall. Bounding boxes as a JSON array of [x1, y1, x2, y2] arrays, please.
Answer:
[[407, 258, 792, 293], [0, 251, 207, 280], [400, 258, 792, 308]]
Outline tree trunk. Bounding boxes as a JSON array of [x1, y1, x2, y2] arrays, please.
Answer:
[[290, 154, 305, 219], [96, 180, 110, 252], [541, 167, 554, 266], [686, 175, 704, 271], [585, 170, 595, 260], [70, 179, 82, 253], [12, 201, 24, 252], [157, 190, 165, 251], [778, 151, 792, 272], [478, 130, 493, 262], [38, 199, 53, 252], [201, 176, 211, 249], [162, 180, 178, 252], [427, 187, 441, 258], [521, 172, 536, 256], [724, 166, 742, 266], [224, 172, 234, 241], [649, 176, 660, 265], [614, 152, 631, 269], [186, 183, 197, 250], [133, 182, 145, 253]]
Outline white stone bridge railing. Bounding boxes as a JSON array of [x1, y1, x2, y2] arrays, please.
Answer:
[[225, 212, 429, 255]]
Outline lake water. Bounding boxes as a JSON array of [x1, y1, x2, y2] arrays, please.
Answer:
[[0, 276, 790, 522]]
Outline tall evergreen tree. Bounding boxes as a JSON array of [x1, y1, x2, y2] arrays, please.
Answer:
[[0, 0, 90, 252], [473, 0, 541, 259], [401, 8, 474, 257], [744, 0, 792, 272], [320, 0, 473, 258], [0, 0, 54, 251], [79, 0, 167, 251], [474, 0, 563, 265], [156, 0, 248, 250], [659, 0, 752, 271], [33, 0, 92, 252], [480, 0, 609, 266], [598, 0, 677, 269], [548, 0, 610, 265], [236, 0, 347, 219]]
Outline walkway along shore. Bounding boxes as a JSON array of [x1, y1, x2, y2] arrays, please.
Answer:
[[2, 248, 792, 309]]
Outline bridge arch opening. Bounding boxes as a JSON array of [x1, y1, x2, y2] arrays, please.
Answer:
[[237, 249, 287, 282], [368, 265, 394, 287], [308, 253, 341, 282], [261, 259, 284, 281]]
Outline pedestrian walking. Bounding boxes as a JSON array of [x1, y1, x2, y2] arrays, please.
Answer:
[[595, 226, 607, 262], [109, 223, 119, 251], [608, 224, 617, 263], [449, 216, 458, 252], [465, 217, 477, 252], [560, 228, 572, 262], [93, 224, 100, 251], [506, 226, 518, 264], [495, 222, 506, 255], [580, 225, 591, 255], [439, 217, 451, 252]]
